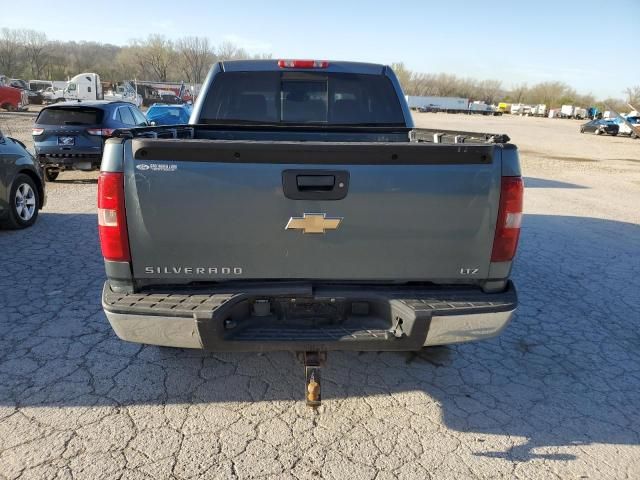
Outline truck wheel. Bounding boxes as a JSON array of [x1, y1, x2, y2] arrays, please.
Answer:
[[4, 174, 40, 229], [45, 170, 59, 182]]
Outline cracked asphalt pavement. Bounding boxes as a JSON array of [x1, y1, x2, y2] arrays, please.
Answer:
[[1, 114, 639, 479]]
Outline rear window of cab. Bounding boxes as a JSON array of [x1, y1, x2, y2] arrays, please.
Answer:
[[201, 71, 405, 126]]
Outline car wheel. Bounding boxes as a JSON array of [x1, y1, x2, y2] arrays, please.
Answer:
[[5, 174, 40, 229], [580, 128, 585, 133], [611, 133, 617, 136], [594, 128, 601, 135], [45, 169, 59, 182]]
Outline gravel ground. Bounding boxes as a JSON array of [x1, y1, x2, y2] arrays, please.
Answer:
[[0, 113, 639, 479]]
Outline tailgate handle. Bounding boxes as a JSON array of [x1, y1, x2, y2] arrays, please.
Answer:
[[283, 170, 349, 200], [296, 175, 335, 191]]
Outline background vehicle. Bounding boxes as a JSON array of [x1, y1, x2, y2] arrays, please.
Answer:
[[561, 104, 575, 118], [145, 103, 193, 125], [497, 102, 511, 113], [63, 73, 103, 101], [531, 104, 547, 117], [0, 130, 45, 228], [406, 95, 469, 112], [135, 81, 195, 105], [510, 103, 524, 115], [580, 119, 619, 136], [29, 80, 53, 92], [104, 82, 143, 106], [574, 107, 587, 120], [0, 85, 28, 111], [42, 86, 65, 103], [610, 115, 640, 138], [100, 60, 522, 369], [10, 80, 44, 105], [33, 100, 148, 181]]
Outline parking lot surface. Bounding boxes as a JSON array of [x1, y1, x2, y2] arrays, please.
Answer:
[[1, 113, 639, 479]]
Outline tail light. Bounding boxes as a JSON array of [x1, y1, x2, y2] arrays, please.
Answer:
[[278, 59, 329, 69], [491, 177, 524, 262], [98, 172, 130, 262], [32, 128, 44, 136], [87, 128, 116, 137]]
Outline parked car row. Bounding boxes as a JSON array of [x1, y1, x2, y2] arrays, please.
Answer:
[[30, 100, 193, 181], [0, 97, 194, 231]]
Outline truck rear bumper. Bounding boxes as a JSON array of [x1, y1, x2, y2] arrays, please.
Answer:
[[102, 281, 517, 351]]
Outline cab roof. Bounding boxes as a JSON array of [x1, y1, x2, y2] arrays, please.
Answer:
[[220, 59, 387, 75]]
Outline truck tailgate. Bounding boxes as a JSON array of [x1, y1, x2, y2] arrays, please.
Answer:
[[124, 139, 501, 283]]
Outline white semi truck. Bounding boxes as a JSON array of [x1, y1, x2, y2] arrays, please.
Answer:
[[62, 73, 142, 106]]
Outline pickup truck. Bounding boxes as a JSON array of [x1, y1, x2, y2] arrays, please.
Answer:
[[99, 60, 522, 404], [0, 85, 28, 111]]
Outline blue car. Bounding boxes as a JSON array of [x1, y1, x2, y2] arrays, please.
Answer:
[[146, 103, 193, 126], [32, 101, 148, 181]]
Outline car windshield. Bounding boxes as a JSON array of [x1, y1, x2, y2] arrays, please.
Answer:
[[36, 107, 104, 125], [200, 71, 405, 126]]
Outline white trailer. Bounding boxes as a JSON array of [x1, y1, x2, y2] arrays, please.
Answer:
[[574, 107, 588, 120], [560, 105, 575, 118], [405, 95, 469, 112], [532, 104, 547, 117], [510, 104, 524, 115]]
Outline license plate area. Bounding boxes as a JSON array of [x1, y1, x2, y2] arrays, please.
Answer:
[[58, 136, 75, 146]]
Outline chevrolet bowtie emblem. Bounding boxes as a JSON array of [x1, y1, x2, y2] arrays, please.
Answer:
[[285, 213, 342, 234]]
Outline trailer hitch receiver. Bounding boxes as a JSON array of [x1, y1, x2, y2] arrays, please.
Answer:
[[299, 352, 326, 408]]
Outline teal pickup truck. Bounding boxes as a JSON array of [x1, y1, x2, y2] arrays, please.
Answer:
[[98, 60, 523, 404]]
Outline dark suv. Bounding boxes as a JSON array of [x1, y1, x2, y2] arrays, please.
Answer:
[[32, 101, 148, 181]]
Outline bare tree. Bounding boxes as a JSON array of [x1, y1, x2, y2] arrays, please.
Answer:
[[176, 37, 214, 83], [625, 86, 640, 107], [0, 28, 24, 77], [22, 29, 49, 78], [477, 79, 503, 104], [216, 41, 249, 61], [141, 35, 176, 81], [391, 63, 412, 92]]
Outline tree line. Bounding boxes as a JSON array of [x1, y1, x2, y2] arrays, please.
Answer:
[[1, 28, 637, 111], [0, 28, 269, 85], [393, 62, 638, 112]]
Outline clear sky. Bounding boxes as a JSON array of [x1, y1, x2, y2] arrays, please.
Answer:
[[3, 0, 638, 99]]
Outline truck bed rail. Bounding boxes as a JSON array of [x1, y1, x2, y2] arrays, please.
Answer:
[[112, 124, 510, 144]]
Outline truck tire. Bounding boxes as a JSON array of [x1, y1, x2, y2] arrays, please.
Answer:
[[45, 169, 59, 182], [3, 174, 40, 229]]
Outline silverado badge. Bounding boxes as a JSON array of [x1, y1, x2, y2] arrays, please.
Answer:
[[285, 213, 342, 234]]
